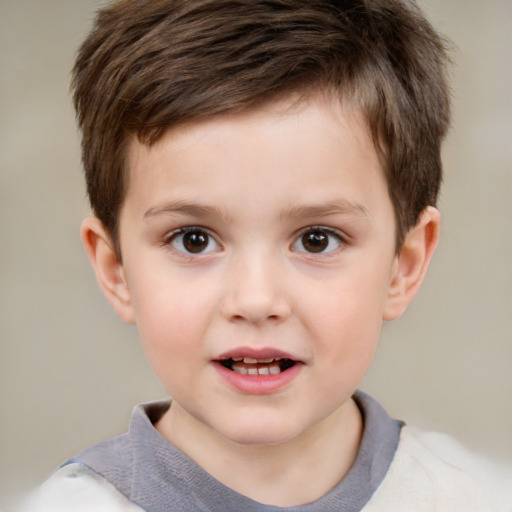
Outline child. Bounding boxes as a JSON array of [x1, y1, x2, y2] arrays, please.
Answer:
[[24, 0, 511, 510]]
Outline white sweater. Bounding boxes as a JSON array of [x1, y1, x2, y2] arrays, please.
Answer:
[[21, 426, 512, 512]]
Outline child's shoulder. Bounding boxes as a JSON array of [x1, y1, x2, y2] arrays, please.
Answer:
[[19, 397, 512, 512], [18, 463, 142, 512], [23, 427, 512, 512], [365, 425, 512, 511]]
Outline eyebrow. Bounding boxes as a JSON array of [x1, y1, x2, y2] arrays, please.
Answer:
[[144, 199, 369, 223], [279, 200, 370, 221], [143, 201, 233, 222]]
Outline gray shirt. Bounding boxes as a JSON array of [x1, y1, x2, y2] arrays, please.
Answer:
[[64, 391, 402, 511]]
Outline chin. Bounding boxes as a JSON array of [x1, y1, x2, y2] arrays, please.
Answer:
[[216, 417, 305, 447]]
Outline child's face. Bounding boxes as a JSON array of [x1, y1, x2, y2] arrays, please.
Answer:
[[117, 96, 400, 445]]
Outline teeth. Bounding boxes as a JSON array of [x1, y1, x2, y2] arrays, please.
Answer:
[[242, 357, 278, 364], [231, 362, 282, 376], [269, 364, 281, 375], [232, 365, 248, 375]]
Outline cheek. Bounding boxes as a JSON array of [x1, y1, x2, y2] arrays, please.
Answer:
[[129, 272, 216, 360], [305, 270, 389, 359], [135, 294, 210, 395]]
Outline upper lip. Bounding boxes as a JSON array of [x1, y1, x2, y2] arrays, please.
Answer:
[[214, 347, 302, 362]]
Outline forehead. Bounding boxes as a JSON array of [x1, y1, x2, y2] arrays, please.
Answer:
[[122, 95, 391, 225]]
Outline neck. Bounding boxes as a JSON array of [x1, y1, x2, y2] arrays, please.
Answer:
[[156, 398, 362, 507]]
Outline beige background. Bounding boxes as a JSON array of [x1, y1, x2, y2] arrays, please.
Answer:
[[1, 0, 511, 506]]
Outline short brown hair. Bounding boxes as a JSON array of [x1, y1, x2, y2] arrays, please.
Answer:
[[72, 0, 451, 255]]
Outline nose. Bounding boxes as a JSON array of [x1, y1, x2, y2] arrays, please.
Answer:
[[220, 252, 292, 325]]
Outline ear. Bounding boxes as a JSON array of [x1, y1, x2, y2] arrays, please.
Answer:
[[80, 217, 136, 324], [383, 206, 440, 321]]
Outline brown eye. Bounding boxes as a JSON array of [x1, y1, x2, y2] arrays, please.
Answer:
[[183, 230, 209, 253], [170, 228, 219, 254], [301, 230, 329, 252], [293, 227, 343, 254]]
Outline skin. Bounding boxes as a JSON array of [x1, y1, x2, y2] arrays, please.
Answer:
[[82, 95, 440, 506]]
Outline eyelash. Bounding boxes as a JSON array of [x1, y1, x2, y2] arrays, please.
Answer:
[[162, 225, 347, 256], [292, 226, 346, 255], [163, 226, 221, 256]]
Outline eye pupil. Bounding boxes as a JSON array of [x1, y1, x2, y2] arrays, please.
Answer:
[[183, 231, 208, 253], [302, 230, 328, 253]]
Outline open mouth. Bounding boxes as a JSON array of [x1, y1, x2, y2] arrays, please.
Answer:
[[218, 357, 297, 376]]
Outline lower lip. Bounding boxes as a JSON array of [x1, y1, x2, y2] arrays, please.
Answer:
[[213, 362, 303, 394]]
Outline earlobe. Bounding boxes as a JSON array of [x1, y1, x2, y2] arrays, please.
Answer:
[[383, 206, 440, 321], [80, 217, 136, 324]]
